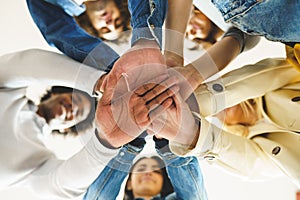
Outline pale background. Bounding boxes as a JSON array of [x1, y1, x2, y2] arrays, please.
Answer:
[[0, 0, 299, 199]]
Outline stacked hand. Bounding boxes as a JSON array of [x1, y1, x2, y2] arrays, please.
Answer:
[[94, 39, 200, 148]]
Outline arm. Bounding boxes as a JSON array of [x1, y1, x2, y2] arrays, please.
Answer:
[[43, 0, 85, 16], [26, 133, 119, 199], [164, 0, 193, 66], [155, 139, 208, 200], [195, 58, 300, 116], [128, 0, 167, 46], [0, 49, 102, 95], [26, 0, 119, 71], [170, 117, 281, 180], [84, 143, 144, 200]]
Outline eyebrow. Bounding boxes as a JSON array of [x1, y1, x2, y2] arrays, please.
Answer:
[[136, 164, 160, 169]]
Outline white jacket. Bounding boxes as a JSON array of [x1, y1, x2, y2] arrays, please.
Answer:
[[170, 58, 300, 188], [0, 49, 118, 199]]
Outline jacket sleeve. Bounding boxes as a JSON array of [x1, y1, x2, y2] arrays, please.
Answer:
[[156, 145, 208, 200], [26, 0, 119, 71], [195, 58, 300, 116], [83, 144, 144, 200], [26, 133, 119, 199], [170, 117, 282, 180], [0, 49, 103, 96], [128, 0, 167, 46]]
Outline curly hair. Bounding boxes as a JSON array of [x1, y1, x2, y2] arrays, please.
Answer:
[[40, 86, 96, 136]]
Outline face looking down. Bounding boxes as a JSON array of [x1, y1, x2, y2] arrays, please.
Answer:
[[186, 6, 213, 41], [85, 0, 124, 40]]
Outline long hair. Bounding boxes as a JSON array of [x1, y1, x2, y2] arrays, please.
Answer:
[[123, 156, 174, 200], [74, 0, 131, 42], [223, 98, 263, 137], [187, 6, 224, 50], [40, 86, 96, 136]]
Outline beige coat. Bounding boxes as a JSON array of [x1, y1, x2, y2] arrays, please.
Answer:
[[170, 57, 300, 188]]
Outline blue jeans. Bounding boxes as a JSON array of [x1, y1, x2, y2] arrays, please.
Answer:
[[212, 0, 300, 43], [84, 144, 208, 200]]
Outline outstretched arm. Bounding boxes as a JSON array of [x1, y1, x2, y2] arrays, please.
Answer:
[[27, 0, 119, 71], [0, 49, 102, 95], [155, 139, 208, 200], [164, 0, 193, 66]]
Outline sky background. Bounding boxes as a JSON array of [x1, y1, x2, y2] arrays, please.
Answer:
[[0, 1, 299, 199]]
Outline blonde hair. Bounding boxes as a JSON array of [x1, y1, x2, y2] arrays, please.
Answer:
[[223, 98, 262, 137]]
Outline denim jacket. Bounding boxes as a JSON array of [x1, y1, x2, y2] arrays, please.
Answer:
[[210, 0, 300, 43], [83, 144, 208, 200], [44, 0, 167, 46], [27, 0, 119, 71], [128, 0, 167, 46], [26, 0, 167, 72]]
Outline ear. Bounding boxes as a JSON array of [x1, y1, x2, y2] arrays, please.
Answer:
[[126, 179, 132, 190]]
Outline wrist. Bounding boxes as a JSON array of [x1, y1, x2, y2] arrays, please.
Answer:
[[185, 64, 203, 90], [173, 118, 200, 148], [95, 128, 119, 149], [133, 39, 160, 49]]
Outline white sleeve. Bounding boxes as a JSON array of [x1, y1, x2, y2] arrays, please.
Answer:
[[0, 49, 104, 95], [27, 133, 119, 199]]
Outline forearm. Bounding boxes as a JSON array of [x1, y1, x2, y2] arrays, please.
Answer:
[[187, 36, 240, 87], [0, 50, 103, 95], [166, 156, 208, 200], [27, 0, 119, 71], [128, 0, 167, 47], [170, 117, 278, 179], [195, 58, 299, 116], [164, 0, 192, 63], [43, 0, 85, 16], [27, 133, 119, 199], [84, 144, 143, 200]]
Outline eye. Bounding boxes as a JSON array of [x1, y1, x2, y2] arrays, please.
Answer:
[[115, 17, 123, 29], [153, 169, 162, 175]]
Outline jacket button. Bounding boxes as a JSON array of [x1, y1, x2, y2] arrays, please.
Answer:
[[212, 83, 223, 92], [272, 146, 281, 156], [291, 96, 300, 102], [204, 155, 215, 161]]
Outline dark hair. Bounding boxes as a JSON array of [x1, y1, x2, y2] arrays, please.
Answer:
[[40, 86, 96, 136], [74, 0, 131, 42], [123, 156, 174, 200], [188, 6, 223, 49]]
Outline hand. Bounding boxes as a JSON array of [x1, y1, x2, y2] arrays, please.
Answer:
[[147, 92, 200, 148], [95, 75, 179, 148], [167, 66, 202, 101], [129, 76, 180, 128], [99, 40, 168, 103], [164, 50, 184, 67]]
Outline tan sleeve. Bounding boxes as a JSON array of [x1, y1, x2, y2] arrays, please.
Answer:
[[194, 58, 300, 116], [170, 115, 282, 180]]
